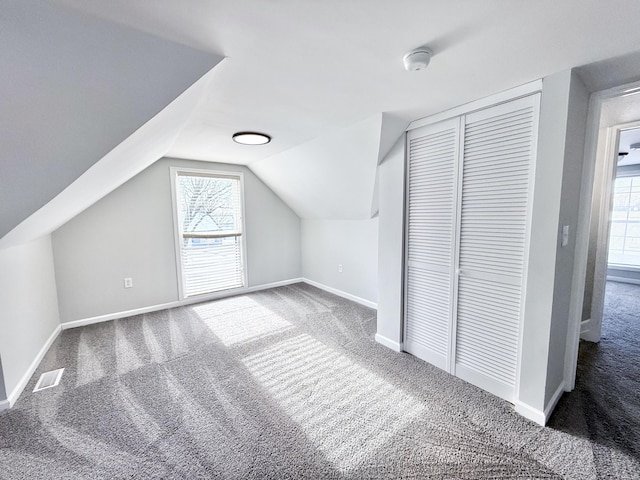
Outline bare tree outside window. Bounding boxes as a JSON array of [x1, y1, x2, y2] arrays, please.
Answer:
[[175, 172, 244, 296], [179, 176, 236, 234]]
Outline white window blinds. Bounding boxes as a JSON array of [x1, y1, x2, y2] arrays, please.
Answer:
[[175, 172, 245, 297]]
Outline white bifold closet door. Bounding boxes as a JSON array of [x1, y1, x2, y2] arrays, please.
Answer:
[[454, 95, 539, 402], [405, 94, 539, 404], [404, 118, 460, 371]]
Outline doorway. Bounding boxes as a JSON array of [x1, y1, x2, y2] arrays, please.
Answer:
[[554, 83, 640, 467], [581, 122, 640, 344]]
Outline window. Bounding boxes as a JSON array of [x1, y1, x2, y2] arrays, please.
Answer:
[[172, 169, 245, 297], [608, 175, 640, 268]]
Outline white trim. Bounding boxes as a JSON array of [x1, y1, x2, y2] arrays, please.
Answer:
[[7, 324, 61, 408], [61, 300, 180, 330], [566, 80, 640, 391], [545, 380, 566, 421], [61, 278, 304, 330], [301, 278, 378, 309], [515, 92, 541, 404], [374, 333, 402, 352], [449, 116, 464, 374], [169, 166, 185, 298], [608, 264, 640, 272], [580, 318, 591, 335], [586, 125, 622, 343], [514, 401, 546, 426], [606, 275, 640, 285], [516, 379, 568, 427], [407, 80, 542, 131], [169, 167, 248, 300], [515, 381, 566, 427], [0, 399, 9, 412]]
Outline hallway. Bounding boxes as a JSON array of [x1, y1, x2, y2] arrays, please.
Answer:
[[550, 281, 640, 477]]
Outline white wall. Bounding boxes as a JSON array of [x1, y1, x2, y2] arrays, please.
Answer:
[[545, 72, 589, 406], [375, 74, 587, 423], [376, 137, 406, 349], [0, 358, 6, 404], [0, 235, 60, 403], [301, 218, 378, 306], [518, 71, 572, 414], [250, 115, 382, 220], [52, 158, 301, 323]]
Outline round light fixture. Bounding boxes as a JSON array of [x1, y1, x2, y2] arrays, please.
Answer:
[[232, 131, 271, 145], [403, 47, 433, 72]]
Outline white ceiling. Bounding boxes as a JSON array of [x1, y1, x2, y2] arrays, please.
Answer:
[[5, 0, 640, 245], [54, 0, 640, 165]]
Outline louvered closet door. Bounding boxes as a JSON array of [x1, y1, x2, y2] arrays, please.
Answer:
[[405, 118, 460, 371], [454, 94, 539, 402]]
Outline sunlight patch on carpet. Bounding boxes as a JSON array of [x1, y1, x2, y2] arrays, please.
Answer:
[[242, 334, 426, 472], [193, 299, 293, 346]]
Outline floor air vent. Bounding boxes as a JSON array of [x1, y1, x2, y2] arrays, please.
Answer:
[[33, 368, 64, 392]]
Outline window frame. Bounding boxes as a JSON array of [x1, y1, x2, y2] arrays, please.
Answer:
[[170, 167, 248, 299], [608, 172, 640, 271]]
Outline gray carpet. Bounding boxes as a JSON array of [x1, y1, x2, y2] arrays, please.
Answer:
[[0, 282, 637, 479], [549, 281, 640, 478]]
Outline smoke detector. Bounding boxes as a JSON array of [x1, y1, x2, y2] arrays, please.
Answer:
[[403, 47, 433, 72]]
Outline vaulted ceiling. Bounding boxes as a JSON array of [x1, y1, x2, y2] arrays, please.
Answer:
[[4, 0, 640, 248]]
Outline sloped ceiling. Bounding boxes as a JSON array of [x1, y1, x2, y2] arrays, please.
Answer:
[[250, 115, 377, 219], [0, 0, 223, 240], [4, 0, 640, 243]]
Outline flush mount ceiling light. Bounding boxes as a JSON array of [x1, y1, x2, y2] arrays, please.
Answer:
[[232, 131, 271, 145], [403, 47, 433, 72]]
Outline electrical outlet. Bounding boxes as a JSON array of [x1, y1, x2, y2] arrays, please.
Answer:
[[124, 277, 133, 288], [338, 264, 343, 273]]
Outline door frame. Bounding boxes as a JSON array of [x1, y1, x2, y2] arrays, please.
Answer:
[[564, 80, 640, 390]]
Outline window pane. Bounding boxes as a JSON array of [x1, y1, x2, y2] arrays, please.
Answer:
[[628, 210, 640, 221], [613, 192, 630, 208], [610, 222, 627, 237], [609, 175, 640, 268], [616, 177, 632, 188], [611, 209, 628, 221], [178, 175, 241, 234], [609, 235, 624, 252], [176, 172, 244, 297], [626, 222, 640, 237]]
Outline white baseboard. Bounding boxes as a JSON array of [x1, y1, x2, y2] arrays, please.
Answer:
[[61, 278, 304, 330], [606, 275, 640, 285], [514, 401, 546, 426], [514, 380, 566, 427], [61, 300, 180, 330], [544, 380, 566, 420], [7, 324, 62, 408], [0, 399, 9, 412], [375, 333, 402, 352], [301, 278, 377, 310], [245, 278, 303, 294]]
